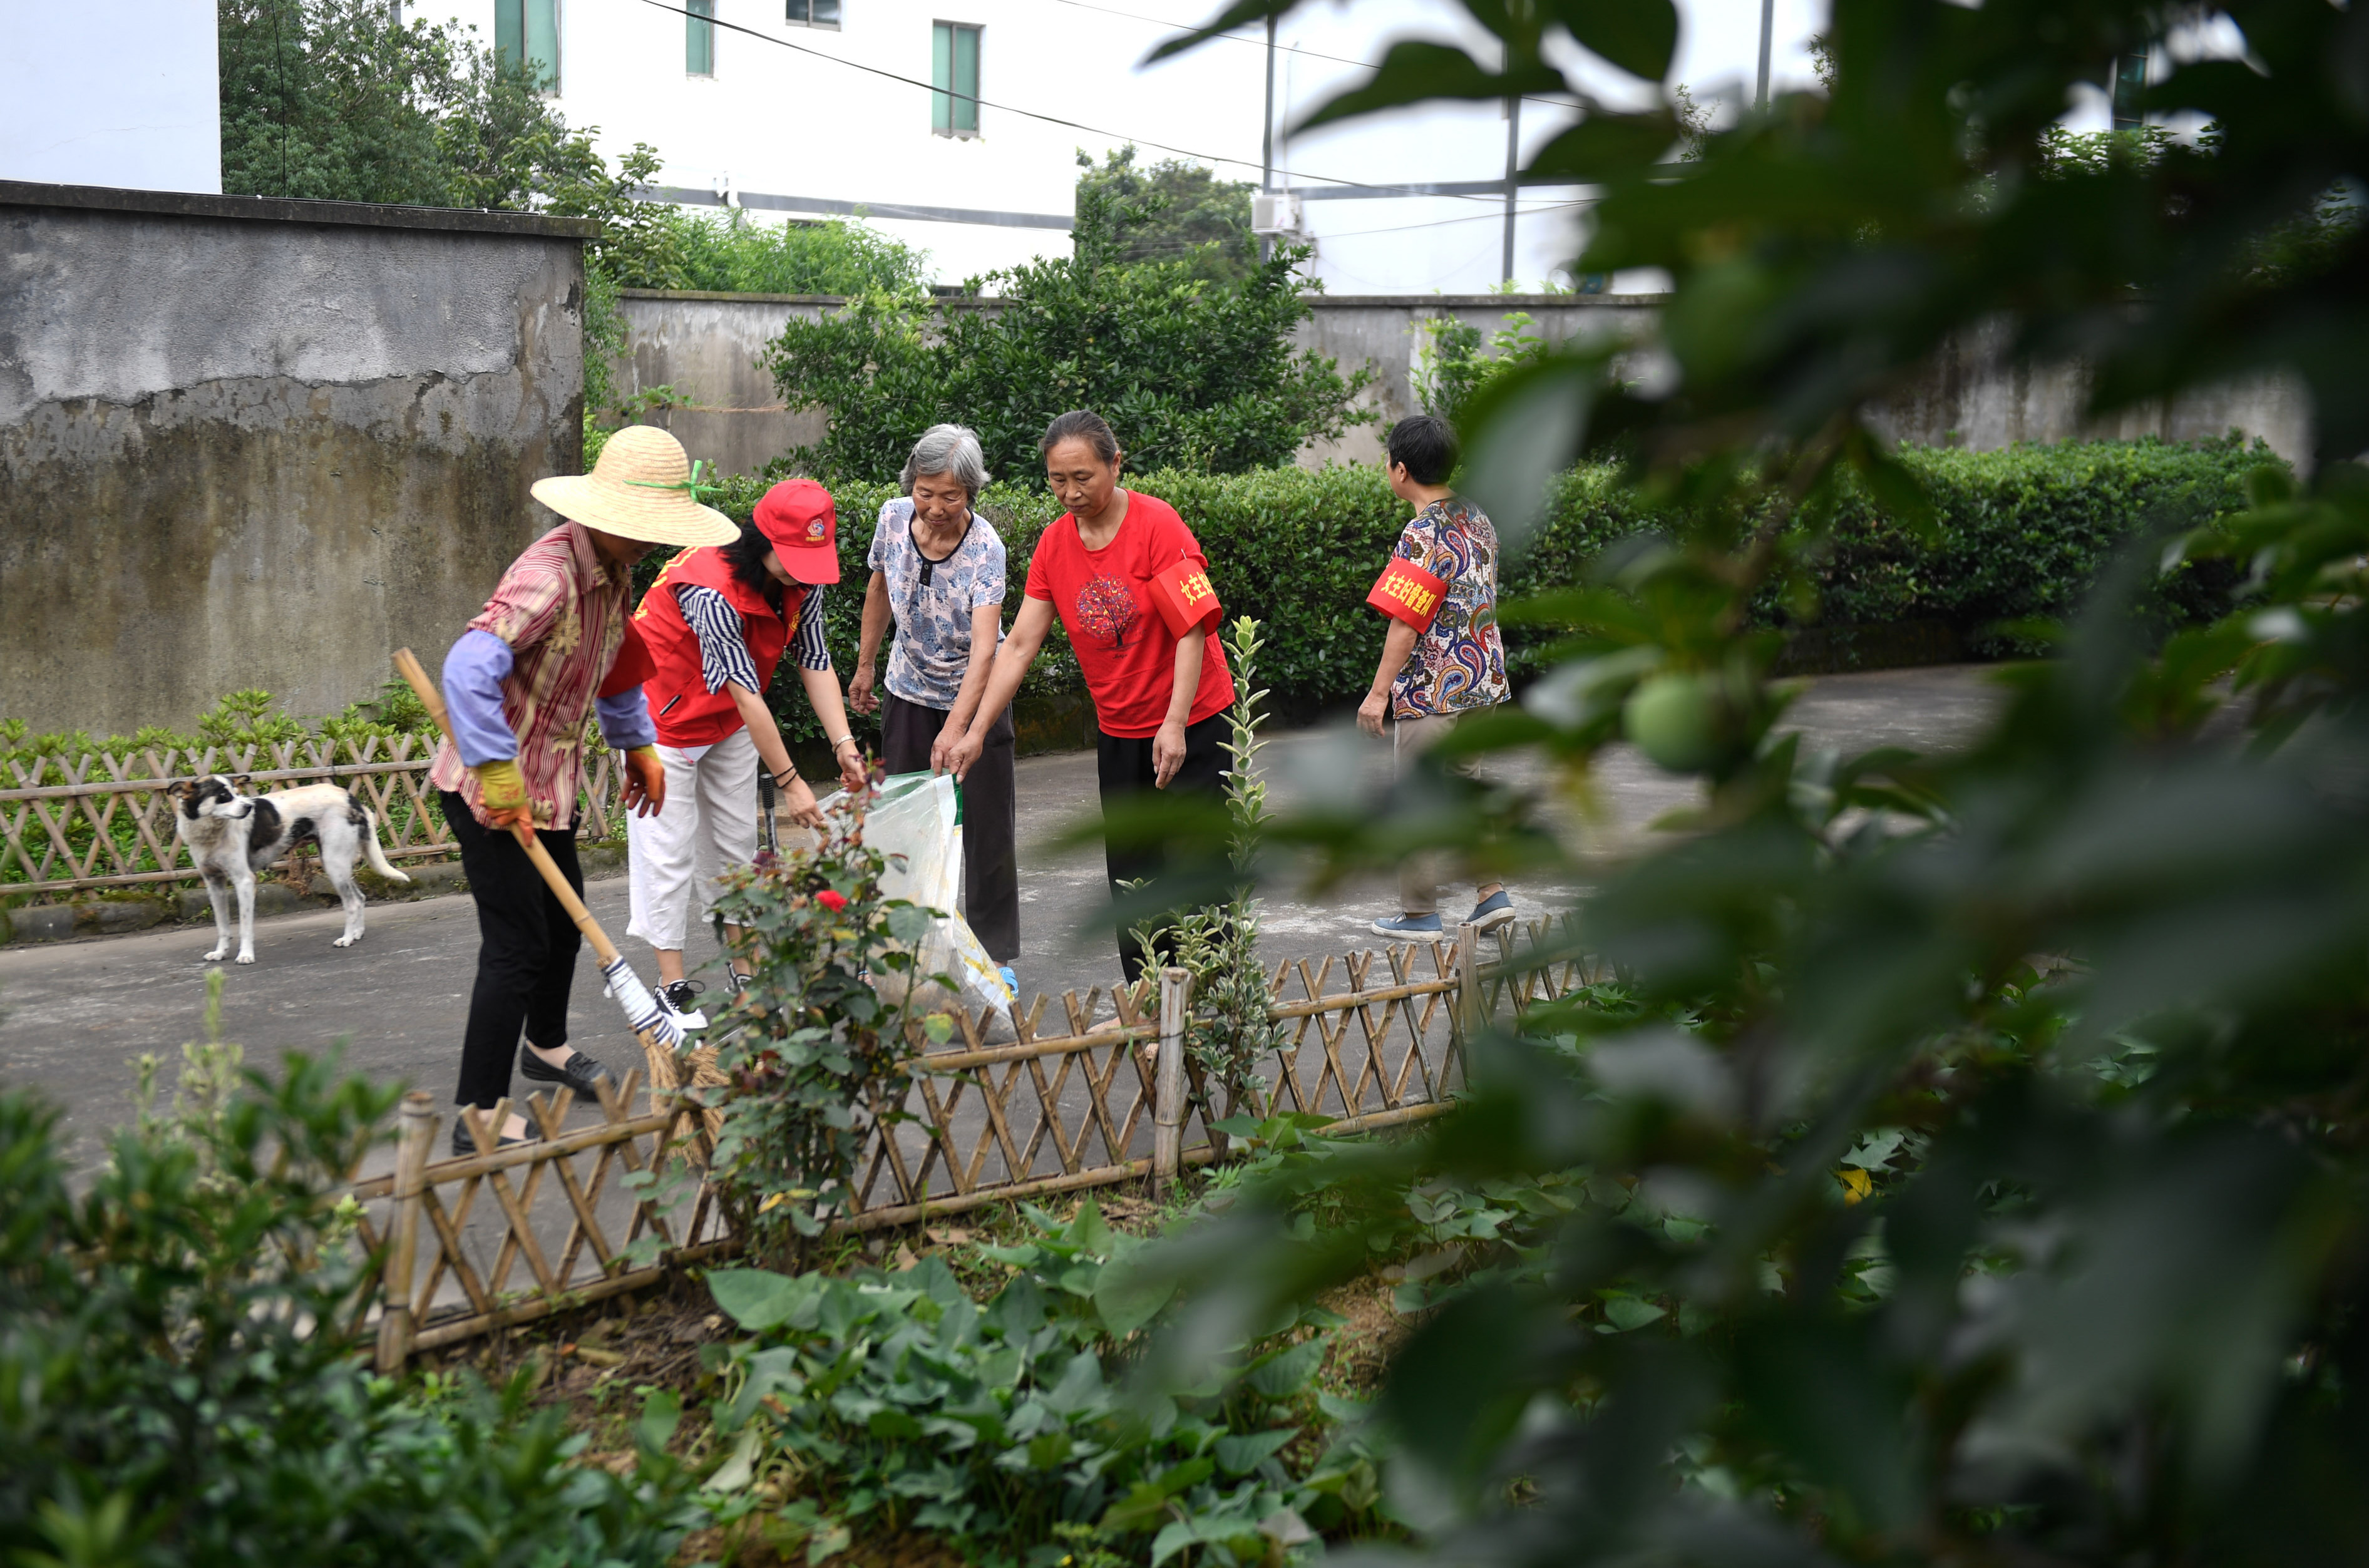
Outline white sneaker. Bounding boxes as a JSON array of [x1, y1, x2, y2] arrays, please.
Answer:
[[657, 980, 709, 1032]]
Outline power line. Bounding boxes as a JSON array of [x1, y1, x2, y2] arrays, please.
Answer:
[[630, 0, 1511, 201], [1042, 0, 1583, 116], [1315, 199, 1590, 240]]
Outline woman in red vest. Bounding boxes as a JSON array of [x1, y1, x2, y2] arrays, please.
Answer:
[[627, 478, 867, 1028]]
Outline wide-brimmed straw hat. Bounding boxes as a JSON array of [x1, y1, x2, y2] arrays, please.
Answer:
[[530, 426, 737, 546]]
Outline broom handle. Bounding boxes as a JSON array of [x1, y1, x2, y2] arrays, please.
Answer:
[[393, 648, 624, 970]]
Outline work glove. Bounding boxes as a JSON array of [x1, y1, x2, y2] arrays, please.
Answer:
[[473, 758, 537, 834], [622, 746, 667, 817]]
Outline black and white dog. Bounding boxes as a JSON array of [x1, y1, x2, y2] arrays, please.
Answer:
[[167, 774, 411, 964]]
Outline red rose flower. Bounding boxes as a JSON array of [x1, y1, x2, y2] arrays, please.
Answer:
[[816, 889, 848, 912]]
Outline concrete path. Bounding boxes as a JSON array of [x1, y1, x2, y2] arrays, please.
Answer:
[[0, 665, 2004, 1167]]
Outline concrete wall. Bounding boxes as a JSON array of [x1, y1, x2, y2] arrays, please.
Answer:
[[615, 288, 2314, 479], [1, 183, 594, 737], [1863, 315, 2314, 467], [1292, 294, 1663, 467], [0, 1, 220, 195], [619, 290, 830, 479]]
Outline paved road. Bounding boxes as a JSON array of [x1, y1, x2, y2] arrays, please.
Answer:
[[0, 665, 2004, 1167]]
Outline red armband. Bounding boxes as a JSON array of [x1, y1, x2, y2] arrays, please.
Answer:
[[1367, 558, 1449, 630], [1148, 555, 1223, 637], [599, 618, 655, 699]]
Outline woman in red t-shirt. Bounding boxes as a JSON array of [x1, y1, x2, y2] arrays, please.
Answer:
[[943, 409, 1235, 979]]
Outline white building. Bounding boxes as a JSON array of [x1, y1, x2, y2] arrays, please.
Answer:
[[0, 0, 221, 194], [406, 0, 1829, 292]]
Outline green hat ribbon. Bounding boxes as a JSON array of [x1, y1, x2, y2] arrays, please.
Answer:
[[628, 458, 723, 503]]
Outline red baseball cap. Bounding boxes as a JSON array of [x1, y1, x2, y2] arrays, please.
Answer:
[[751, 479, 841, 584]]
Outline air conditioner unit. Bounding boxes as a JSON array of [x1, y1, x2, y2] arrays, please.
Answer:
[[1251, 192, 1304, 237]]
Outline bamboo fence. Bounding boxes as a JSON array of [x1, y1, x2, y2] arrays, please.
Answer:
[[359, 918, 1596, 1370], [0, 735, 627, 899]]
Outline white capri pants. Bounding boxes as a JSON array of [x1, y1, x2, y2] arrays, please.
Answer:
[[625, 728, 760, 949]]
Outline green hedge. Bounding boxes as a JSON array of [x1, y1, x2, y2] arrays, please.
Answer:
[[681, 434, 2279, 746]]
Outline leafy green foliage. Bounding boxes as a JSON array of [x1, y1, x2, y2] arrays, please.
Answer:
[[1135, 618, 1291, 1117], [218, 0, 677, 433], [1412, 310, 1556, 428], [1126, 0, 2369, 1559], [0, 983, 695, 1561], [622, 208, 930, 298], [700, 1199, 1383, 1563], [703, 788, 935, 1263], [757, 185, 1372, 481], [1072, 145, 1258, 285], [670, 438, 2263, 754]]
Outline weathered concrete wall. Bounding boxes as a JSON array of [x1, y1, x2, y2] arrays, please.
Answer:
[[617, 289, 828, 478], [1, 183, 593, 736], [1861, 314, 2313, 467], [620, 287, 2312, 479], [1290, 294, 1662, 468]]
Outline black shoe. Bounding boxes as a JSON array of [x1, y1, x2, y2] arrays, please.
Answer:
[[450, 1118, 534, 1159], [519, 1046, 620, 1099]]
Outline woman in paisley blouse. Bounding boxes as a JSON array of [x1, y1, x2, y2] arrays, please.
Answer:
[[1357, 414, 1516, 939], [848, 424, 1020, 985]]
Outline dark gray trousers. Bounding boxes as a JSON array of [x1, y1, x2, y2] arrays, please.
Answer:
[[880, 690, 1020, 963]]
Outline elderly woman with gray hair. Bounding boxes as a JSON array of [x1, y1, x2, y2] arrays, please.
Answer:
[[847, 423, 1020, 984]]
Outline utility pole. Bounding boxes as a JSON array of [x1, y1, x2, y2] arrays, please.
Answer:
[[1262, 14, 1278, 262], [1501, 50, 1521, 284], [1755, 0, 1775, 109]]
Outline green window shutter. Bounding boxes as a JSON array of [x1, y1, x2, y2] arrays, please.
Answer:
[[932, 22, 953, 135], [953, 25, 980, 134], [2111, 51, 2147, 131], [688, 0, 716, 74], [496, 0, 523, 66], [525, 0, 560, 93]]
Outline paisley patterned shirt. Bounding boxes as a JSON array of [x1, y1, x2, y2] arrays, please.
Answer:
[[1389, 494, 1509, 720], [870, 498, 1007, 710]]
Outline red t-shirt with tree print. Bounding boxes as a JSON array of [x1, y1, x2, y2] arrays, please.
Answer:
[[1024, 491, 1235, 738]]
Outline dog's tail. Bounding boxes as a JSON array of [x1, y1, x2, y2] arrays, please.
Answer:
[[356, 803, 412, 884]]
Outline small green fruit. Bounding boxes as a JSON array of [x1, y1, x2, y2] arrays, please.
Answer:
[[1624, 673, 1724, 772]]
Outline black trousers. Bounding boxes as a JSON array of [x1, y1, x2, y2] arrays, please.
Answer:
[[442, 791, 584, 1110], [1097, 711, 1228, 982], [880, 691, 1020, 963]]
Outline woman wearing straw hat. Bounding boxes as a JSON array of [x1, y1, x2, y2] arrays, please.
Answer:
[[428, 425, 734, 1157], [627, 477, 869, 1031]]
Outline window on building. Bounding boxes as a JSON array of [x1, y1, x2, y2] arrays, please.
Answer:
[[2111, 50, 2148, 131], [785, 0, 841, 28], [687, 0, 716, 75], [495, 0, 560, 93], [932, 22, 980, 138]]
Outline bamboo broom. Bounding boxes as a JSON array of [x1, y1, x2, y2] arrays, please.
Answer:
[[393, 648, 691, 1094]]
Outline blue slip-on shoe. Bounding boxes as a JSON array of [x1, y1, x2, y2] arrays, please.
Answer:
[[1372, 911, 1445, 938], [998, 965, 1019, 997], [1465, 889, 1518, 932]]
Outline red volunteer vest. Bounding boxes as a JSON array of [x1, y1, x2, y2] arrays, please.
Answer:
[[634, 546, 805, 748]]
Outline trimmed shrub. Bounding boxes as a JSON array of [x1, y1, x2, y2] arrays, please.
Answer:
[[698, 435, 2275, 745]]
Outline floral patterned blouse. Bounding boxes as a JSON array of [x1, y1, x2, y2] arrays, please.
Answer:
[[870, 498, 1007, 710], [1389, 494, 1509, 720]]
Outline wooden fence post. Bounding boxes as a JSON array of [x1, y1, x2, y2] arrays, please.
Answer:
[[1153, 967, 1190, 1197], [375, 1092, 437, 1374], [1456, 921, 1483, 1047]]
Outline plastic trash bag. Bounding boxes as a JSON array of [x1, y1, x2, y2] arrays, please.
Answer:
[[818, 773, 1012, 1018]]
